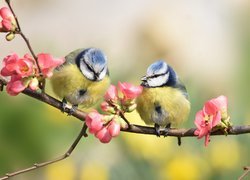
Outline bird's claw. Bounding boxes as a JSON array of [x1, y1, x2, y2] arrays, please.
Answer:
[[163, 123, 171, 137], [68, 104, 78, 116], [61, 98, 67, 113], [61, 98, 78, 116], [154, 124, 161, 137]]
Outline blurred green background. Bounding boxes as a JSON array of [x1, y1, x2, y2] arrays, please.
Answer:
[[0, 0, 250, 179]]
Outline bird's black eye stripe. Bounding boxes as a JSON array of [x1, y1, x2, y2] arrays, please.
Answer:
[[148, 72, 167, 79], [100, 66, 105, 73], [84, 60, 94, 73]]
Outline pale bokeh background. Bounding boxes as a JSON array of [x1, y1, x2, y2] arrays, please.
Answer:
[[0, 0, 249, 179]]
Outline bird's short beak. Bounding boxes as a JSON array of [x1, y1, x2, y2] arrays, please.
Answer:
[[141, 76, 147, 81], [94, 72, 100, 81]]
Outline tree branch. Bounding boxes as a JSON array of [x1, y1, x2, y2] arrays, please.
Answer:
[[0, 123, 88, 180], [238, 166, 250, 180], [1, 77, 250, 137]]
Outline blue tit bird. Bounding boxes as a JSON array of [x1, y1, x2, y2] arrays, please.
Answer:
[[136, 60, 190, 136], [50, 48, 110, 112]]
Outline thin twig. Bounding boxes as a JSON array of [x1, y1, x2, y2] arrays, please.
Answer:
[[18, 32, 38, 60], [119, 111, 131, 129], [0, 123, 88, 180], [238, 166, 250, 180], [5, 0, 41, 74]]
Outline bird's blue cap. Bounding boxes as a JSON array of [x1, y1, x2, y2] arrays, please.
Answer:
[[146, 60, 168, 77], [142, 60, 177, 87], [76, 48, 108, 81]]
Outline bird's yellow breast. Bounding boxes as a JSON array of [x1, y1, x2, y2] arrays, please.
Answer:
[[50, 64, 110, 108], [136, 87, 190, 127]]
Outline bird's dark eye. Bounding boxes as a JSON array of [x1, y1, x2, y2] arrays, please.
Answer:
[[78, 89, 86, 96]]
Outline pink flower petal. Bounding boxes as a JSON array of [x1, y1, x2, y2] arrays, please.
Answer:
[[95, 127, 112, 143], [89, 127, 98, 134], [1, 67, 13, 76], [104, 85, 118, 101], [0, 7, 16, 32], [107, 120, 120, 137], [37, 53, 65, 78], [212, 111, 221, 128], [101, 101, 110, 112], [0, 7, 13, 19], [194, 110, 204, 129], [194, 129, 200, 136], [16, 57, 34, 77], [203, 100, 218, 115], [85, 111, 103, 133], [0, 53, 19, 76], [199, 127, 210, 139], [90, 118, 103, 132], [99, 133, 112, 143], [6, 75, 26, 96], [2, 18, 12, 31], [118, 82, 143, 99], [211, 95, 228, 111], [204, 134, 210, 147]]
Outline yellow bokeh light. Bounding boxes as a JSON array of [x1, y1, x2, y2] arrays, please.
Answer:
[[161, 152, 210, 180], [80, 163, 109, 180], [208, 139, 240, 170], [45, 159, 76, 180]]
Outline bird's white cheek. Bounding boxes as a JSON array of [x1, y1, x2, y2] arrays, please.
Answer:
[[147, 73, 169, 87], [80, 62, 94, 80], [98, 67, 107, 80]]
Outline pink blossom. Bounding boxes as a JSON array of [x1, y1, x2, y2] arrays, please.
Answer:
[[210, 95, 227, 109], [16, 54, 35, 77], [101, 101, 110, 112], [1, 53, 19, 76], [85, 111, 104, 134], [1, 53, 35, 78], [0, 7, 17, 32], [104, 85, 118, 101], [194, 97, 223, 146], [194, 111, 212, 146], [107, 120, 120, 137], [118, 82, 143, 100], [37, 53, 65, 78], [95, 127, 112, 143], [209, 95, 228, 119], [6, 75, 25, 96]]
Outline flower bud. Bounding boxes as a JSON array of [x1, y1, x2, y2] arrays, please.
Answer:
[[95, 127, 112, 143], [29, 77, 39, 90], [123, 103, 137, 112], [118, 82, 143, 100], [101, 101, 116, 114], [117, 116, 128, 129], [85, 112, 104, 134], [102, 115, 114, 123], [5, 32, 15, 41], [104, 85, 118, 102], [107, 120, 120, 137]]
